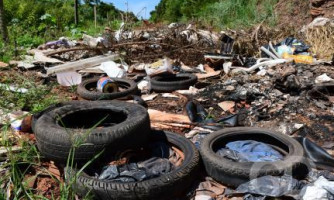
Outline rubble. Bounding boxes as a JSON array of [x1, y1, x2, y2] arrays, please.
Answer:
[[1, 18, 334, 200]]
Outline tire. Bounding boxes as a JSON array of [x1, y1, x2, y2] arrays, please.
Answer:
[[68, 130, 200, 200], [34, 100, 151, 162], [32, 103, 64, 133], [77, 77, 138, 100], [151, 73, 197, 92], [200, 127, 308, 187]]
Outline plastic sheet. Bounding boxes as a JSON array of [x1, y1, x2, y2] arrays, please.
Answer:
[[56, 71, 82, 86], [216, 140, 283, 162], [300, 176, 334, 200], [235, 175, 303, 198], [98, 141, 173, 182], [98, 158, 172, 182]]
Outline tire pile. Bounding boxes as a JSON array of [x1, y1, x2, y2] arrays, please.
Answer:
[[76, 73, 198, 100], [33, 100, 200, 199], [32, 75, 309, 199]]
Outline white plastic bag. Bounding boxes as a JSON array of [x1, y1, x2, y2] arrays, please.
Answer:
[[99, 61, 128, 78], [56, 71, 82, 86], [145, 58, 173, 77]]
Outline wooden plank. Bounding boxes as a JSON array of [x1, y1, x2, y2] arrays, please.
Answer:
[[46, 54, 120, 75]]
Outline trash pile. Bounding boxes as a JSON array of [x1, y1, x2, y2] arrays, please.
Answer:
[[0, 16, 334, 200]]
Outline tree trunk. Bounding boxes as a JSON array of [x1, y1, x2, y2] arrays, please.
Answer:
[[94, 5, 97, 28], [0, 0, 8, 43], [74, 0, 79, 26]]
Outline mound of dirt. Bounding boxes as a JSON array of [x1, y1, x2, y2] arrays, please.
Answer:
[[275, 0, 334, 30], [275, 0, 312, 30], [310, 0, 334, 19]]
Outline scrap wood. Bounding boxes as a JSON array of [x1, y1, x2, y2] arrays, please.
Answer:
[[151, 120, 197, 126], [150, 122, 191, 130], [0, 62, 8, 68], [218, 101, 236, 111], [45, 42, 179, 57], [196, 71, 221, 79], [46, 54, 120, 75], [171, 146, 184, 167], [45, 47, 103, 57], [204, 64, 215, 73], [194, 177, 226, 199], [33, 51, 64, 64], [148, 109, 191, 123]]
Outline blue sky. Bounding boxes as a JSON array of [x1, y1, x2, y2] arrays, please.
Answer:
[[102, 0, 160, 19]]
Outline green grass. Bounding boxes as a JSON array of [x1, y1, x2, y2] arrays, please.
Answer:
[[0, 73, 61, 114], [0, 19, 126, 63], [0, 109, 107, 199], [199, 0, 278, 29]]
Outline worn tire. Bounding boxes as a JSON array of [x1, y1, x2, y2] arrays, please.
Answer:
[[151, 73, 197, 92], [34, 100, 150, 162], [69, 130, 200, 200], [77, 77, 138, 100], [200, 127, 308, 187]]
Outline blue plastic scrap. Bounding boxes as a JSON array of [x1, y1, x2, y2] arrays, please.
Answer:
[[216, 140, 283, 162]]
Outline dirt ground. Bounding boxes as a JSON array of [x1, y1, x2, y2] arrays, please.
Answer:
[[275, 0, 334, 30], [1, 1, 334, 198]]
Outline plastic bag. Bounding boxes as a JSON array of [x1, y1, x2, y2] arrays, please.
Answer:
[[145, 58, 174, 77], [235, 175, 303, 198], [98, 158, 172, 182], [216, 140, 283, 162], [277, 37, 310, 54], [56, 71, 82, 86], [99, 61, 128, 78], [300, 176, 334, 200]]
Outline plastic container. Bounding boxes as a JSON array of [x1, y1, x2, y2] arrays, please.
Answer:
[[97, 77, 118, 93], [282, 53, 313, 64]]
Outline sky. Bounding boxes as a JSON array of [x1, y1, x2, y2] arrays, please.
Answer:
[[102, 0, 160, 19]]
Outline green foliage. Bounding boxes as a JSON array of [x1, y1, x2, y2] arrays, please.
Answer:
[[151, 0, 278, 29], [0, 74, 61, 113], [0, 41, 12, 62], [151, 0, 218, 22], [16, 34, 44, 48], [199, 0, 278, 28], [0, 0, 138, 62]]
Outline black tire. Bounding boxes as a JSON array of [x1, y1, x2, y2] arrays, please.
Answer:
[[34, 100, 151, 162], [151, 73, 197, 92], [32, 103, 64, 133], [77, 77, 138, 100], [200, 127, 308, 187], [69, 130, 200, 200]]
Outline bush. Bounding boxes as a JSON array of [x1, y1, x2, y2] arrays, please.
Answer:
[[199, 0, 278, 29]]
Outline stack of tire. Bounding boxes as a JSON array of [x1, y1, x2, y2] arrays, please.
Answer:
[[76, 73, 198, 100], [34, 75, 309, 199], [33, 100, 200, 200]]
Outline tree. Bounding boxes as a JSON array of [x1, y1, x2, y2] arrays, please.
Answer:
[[0, 0, 8, 42], [74, 0, 79, 25]]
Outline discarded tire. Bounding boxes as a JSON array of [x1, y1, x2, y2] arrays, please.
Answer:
[[77, 77, 138, 100], [151, 73, 197, 92], [69, 130, 200, 200], [200, 127, 308, 187], [34, 100, 150, 162]]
